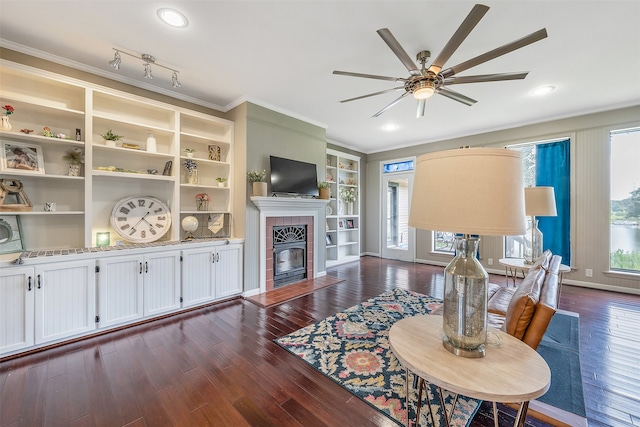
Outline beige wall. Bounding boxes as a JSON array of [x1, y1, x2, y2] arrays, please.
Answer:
[[366, 105, 640, 294]]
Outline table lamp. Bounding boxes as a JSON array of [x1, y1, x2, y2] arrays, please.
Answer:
[[409, 148, 526, 358], [524, 186, 557, 264]]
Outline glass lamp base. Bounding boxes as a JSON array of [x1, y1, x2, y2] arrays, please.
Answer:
[[443, 338, 486, 358]]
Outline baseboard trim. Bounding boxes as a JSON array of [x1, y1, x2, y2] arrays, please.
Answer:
[[506, 400, 588, 427]]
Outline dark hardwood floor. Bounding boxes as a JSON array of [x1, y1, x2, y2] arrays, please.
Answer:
[[1, 256, 639, 426]]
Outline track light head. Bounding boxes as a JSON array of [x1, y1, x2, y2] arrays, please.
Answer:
[[144, 63, 153, 79], [172, 72, 182, 88], [109, 51, 122, 70]]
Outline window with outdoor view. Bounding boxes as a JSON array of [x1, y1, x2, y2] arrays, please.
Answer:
[[610, 127, 640, 272]]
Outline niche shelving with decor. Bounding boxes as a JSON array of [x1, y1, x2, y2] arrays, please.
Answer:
[[326, 149, 360, 266], [0, 59, 235, 257]]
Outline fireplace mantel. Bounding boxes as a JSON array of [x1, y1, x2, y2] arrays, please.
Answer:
[[251, 197, 329, 293]]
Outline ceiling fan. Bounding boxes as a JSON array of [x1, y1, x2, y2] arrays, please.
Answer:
[[333, 4, 548, 117]]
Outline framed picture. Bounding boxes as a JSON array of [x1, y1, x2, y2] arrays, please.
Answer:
[[1, 141, 45, 174], [346, 219, 355, 229], [326, 234, 333, 246], [0, 215, 25, 254], [338, 219, 346, 229]]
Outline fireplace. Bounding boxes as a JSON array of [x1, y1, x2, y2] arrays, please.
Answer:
[[273, 225, 307, 287]]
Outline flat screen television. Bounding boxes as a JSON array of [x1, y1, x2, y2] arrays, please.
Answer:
[[270, 156, 319, 197]]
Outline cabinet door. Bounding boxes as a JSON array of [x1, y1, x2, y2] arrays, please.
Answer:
[[181, 248, 214, 307], [34, 260, 96, 345], [143, 251, 181, 317], [214, 244, 243, 298], [97, 255, 144, 328], [0, 267, 35, 355]]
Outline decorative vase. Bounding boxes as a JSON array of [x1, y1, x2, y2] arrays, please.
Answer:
[[347, 202, 353, 215], [319, 188, 330, 200], [68, 164, 81, 177], [187, 169, 199, 184], [524, 218, 543, 264], [442, 237, 488, 357], [146, 133, 157, 153], [1, 116, 12, 131], [218, 182, 225, 187], [105, 139, 116, 148], [253, 182, 268, 197], [186, 152, 194, 158], [196, 199, 208, 211]]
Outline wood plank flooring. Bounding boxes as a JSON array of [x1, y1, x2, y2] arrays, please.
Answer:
[[1, 256, 638, 426]]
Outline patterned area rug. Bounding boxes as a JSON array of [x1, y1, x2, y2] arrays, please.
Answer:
[[275, 288, 481, 426]]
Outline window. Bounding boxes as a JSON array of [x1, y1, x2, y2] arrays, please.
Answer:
[[610, 127, 640, 272], [505, 139, 571, 264], [383, 160, 414, 174]]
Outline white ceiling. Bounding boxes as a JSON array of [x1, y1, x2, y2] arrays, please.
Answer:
[[1, 1, 639, 154]]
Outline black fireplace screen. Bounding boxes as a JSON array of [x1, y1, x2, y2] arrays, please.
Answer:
[[273, 225, 307, 287]]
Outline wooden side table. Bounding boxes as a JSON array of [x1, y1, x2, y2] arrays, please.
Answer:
[[389, 315, 550, 427]]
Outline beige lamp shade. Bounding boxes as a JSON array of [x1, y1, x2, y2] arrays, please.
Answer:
[[409, 147, 526, 236], [524, 186, 557, 217]]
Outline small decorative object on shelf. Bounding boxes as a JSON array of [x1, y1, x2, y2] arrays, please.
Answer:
[[181, 215, 199, 240], [340, 187, 357, 215], [100, 129, 123, 147], [184, 148, 196, 158], [216, 177, 227, 187], [318, 181, 331, 199], [247, 169, 267, 197], [195, 193, 209, 211], [20, 129, 33, 134], [76, 128, 82, 141], [183, 159, 198, 184], [95, 232, 110, 247], [146, 133, 157, 153], [208, 144, 221, 161], [62, 148, 84, 176], [44, 202, 56, 212], [1, 105, 14, 130]]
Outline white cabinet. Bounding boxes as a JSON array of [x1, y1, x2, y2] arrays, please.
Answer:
[[0, 266, 35, 354], [97, 251, 180, 327], [143, 251, 181, 316], [32, 260, 96, 345], [96, 255, 144, 328], [326, 149, 361, 266], [181, 242, 243, 307]]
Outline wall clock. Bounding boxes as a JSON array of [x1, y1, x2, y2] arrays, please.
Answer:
[[110, 195, 171, 243]]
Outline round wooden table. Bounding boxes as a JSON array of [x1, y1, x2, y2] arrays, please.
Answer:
[[389, 315, 550, 427], [499, 257, 571, 287]]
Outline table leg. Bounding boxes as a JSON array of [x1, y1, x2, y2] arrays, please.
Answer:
[[405, 368, 410, 427], [416, 378, 424, 427], [514, 401, 530, 427], [492, 402, 499, 427], [437, 386, 451, 427]]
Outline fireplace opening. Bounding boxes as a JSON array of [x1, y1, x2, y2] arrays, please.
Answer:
[[273, 225, 307, 287]]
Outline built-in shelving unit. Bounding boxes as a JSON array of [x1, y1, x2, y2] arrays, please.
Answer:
[[325, 149, 360, 266], [0, 60, 234, 256]]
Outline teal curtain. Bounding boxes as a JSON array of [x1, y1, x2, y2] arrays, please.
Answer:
[[536, 139, 571, 264]]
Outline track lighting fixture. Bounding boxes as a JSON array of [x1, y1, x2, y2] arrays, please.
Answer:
[[108, 48, 181, 88]]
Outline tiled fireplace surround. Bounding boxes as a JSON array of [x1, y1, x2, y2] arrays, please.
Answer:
[[251, 197, 329, 293], [266, 216, 313, 290]]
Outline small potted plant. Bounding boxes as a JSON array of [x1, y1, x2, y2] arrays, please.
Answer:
[[247, 169, 267, 197], [184, 148, 196, 158], [62, 148, 84, 176], [101, 129, 123, 147], [216, 177, 228, 187], [318, 181, 331, 199]]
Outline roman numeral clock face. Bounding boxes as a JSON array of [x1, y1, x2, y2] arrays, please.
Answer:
[[110, 196, 172, 243]]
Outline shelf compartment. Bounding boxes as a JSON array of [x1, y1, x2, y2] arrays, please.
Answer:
[[93, 90, 175, 131], [92, 170, 175, 182], [180, 113, 232, 143], [0, 100, 85, 140], [92, 116, 177, 153]]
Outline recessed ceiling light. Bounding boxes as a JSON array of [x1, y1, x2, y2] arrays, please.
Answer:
[[382, 123, 398, 131], [530, 85, 556, 96], [157, 8, 189, 28]]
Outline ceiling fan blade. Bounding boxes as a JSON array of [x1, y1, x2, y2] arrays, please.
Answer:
[[428, 4, 490, 74], [444, 72, 529, 84], [340, 87, 406, 103], [372, 92, 411, 117], [416, 99, 426, 118], [440, 28, 548, 78], [333, 70, 406, 82], [376, 28, 422, 76], [437, 87, 477, 106]]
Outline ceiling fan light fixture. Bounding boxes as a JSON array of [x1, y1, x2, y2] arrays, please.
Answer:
[[413, 80, 436, 100]]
